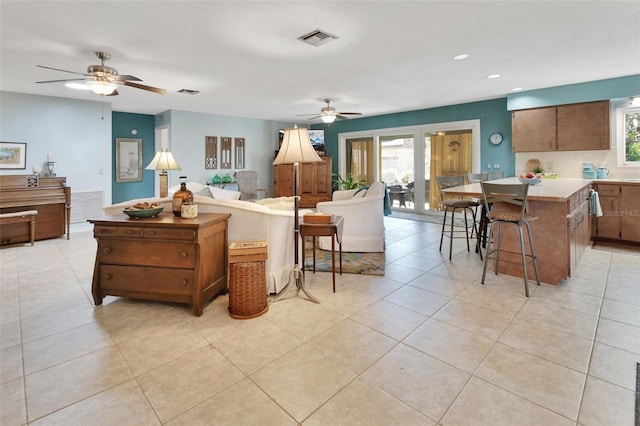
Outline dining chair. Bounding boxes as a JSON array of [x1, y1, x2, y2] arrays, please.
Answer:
[[480, 182, 540, 296], [235, 170, 268, 201], [436, 176, 479, 261]]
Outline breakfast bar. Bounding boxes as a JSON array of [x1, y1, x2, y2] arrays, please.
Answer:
[[441, 177, 593, 285]]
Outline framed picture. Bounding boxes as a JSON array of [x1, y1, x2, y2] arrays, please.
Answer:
[[0, 142, 27, 169], [116, 138, 142, 182]]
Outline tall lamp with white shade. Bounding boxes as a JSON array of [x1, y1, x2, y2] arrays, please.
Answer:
[[145, 148, 181, 198], [272, 126, 323, 303]]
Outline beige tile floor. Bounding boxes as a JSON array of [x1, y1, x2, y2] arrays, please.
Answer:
[[1, 216, 638, 425]]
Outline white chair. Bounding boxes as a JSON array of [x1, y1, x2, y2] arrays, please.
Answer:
[[315, 182, 386, 252]]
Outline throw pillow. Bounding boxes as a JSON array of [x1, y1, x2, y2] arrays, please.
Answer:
[[195, 188, 213, 198], [209, 186, 241, 200], [255, 196, 297, 210]]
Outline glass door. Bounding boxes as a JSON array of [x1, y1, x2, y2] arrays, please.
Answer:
[[380, 134, 414, 210], [345, 137, 374, 186]]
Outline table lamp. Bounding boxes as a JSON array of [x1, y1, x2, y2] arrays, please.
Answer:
[[272, 125, 323, 302], [145, 148, 181, 198]]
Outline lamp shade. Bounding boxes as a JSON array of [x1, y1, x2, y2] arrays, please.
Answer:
[[273, 126, 322, 165], [145, 148, 181, 171]]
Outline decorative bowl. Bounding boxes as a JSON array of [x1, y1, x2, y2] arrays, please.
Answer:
[[123, 206, 164, 218], [518, 177, 542, 185]]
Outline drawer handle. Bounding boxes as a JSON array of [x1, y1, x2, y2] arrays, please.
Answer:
[[105, 274, 112, 280], [180, 252, 188, 258], [148, 231, 156, 235], [103, 247, 111, 254], [180, 279, 188, 287]]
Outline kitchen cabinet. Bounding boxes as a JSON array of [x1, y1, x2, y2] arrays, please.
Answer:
[[274, 156, 332, 208], [512, 100, 609, 152], [568, 187, 591, 276], [592, 183, 640, 244], [89, 213, 230, 316]]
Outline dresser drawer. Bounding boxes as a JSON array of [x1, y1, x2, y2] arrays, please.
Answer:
[[99, 265, 193, 296], [98, 239, 196, 268], [142, 227, 197, 241], [94, 225, 143, 238]]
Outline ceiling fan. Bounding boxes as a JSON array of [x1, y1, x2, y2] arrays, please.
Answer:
[[298, 99, 362, 123], [36, 51, 166, 96]]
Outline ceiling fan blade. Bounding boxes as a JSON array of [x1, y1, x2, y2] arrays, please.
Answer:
[[336, 114, 354, 120], [307, 115, 322, 120], [111, 74, 142, 82], [36, 78, 86, 84], [107, 89, 119, 97], [296, 113, 321, 116], [37, 65, 86, 76], [337, 112, 362, 116], [123, 81, 166, 94]]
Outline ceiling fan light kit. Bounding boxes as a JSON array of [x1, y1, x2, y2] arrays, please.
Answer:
[[36, 51, 165, 96], [297, 98, 362, 122], [86, 79, 118, 95]]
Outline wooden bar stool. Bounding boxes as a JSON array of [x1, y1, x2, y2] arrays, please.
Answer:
[[480, 182, 540, 296], [436, 176, 479, 261]]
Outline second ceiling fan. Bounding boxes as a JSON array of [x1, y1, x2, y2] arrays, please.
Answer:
[[298, 99, 362, 123]]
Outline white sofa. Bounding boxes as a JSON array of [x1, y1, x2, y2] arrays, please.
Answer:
[[103, 195, 310, 294], [315, 181, 386, 252]]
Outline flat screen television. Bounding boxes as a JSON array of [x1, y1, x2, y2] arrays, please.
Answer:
[[307, 130, 325, 152]]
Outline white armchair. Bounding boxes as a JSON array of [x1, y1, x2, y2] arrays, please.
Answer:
[[315, 181, 386, 252]]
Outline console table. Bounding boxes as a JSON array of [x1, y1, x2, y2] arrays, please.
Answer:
[[89, 213, 230, 316]]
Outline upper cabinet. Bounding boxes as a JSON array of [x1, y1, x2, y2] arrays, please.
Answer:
[[512, 100, 610, 152]]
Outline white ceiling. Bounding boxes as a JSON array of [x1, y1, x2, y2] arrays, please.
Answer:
[[1, 1, 639, 123]]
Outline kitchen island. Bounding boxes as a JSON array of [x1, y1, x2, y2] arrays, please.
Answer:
[[441, 178, 593, 285]]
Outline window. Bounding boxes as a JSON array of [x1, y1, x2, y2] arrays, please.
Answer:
[[616, 101, 640, 167]]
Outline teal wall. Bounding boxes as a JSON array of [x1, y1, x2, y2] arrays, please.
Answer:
[[507, 74, 640, 110], [312, 98, 514, 177], [112, 112, 156, 203]]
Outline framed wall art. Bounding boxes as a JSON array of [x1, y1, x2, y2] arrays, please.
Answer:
[[115, 138, 142, 182], [0, 142, 27, 169], [234, 137, 245, 169]]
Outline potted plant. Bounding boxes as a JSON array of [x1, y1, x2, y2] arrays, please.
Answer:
[[332, 173, 365, 191]]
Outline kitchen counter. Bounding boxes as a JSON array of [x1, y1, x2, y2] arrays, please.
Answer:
[[441, 177, 593, 202], [441, 178, 592, 285]]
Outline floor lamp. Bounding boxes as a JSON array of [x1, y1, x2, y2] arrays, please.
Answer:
[[272, 125, 323, 303], [145, 148, 181, 198]]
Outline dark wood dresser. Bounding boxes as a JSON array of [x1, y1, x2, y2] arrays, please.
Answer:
[[0, 175, 70, 245], [88, 213, 230, 316]]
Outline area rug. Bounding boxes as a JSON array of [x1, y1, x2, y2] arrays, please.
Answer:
[[391, 209, 468, 227], [303, 245, 385, 276], [591, 241, 640, 255]]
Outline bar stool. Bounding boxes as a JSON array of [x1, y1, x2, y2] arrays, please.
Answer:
[[480, 182, 540, 296], [436, 176, 479, 261], [466, 173, 489, 257]]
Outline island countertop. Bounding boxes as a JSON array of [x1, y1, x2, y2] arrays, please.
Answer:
[[441, 177, 593, 202]]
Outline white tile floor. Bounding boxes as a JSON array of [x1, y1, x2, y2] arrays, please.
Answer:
[[1, 216, 638, 425]]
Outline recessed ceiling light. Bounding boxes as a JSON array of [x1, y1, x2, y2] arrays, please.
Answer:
[[65, 82, 91, 90], [488, 74, 501, 79], [512, 87, 523, 91], [453, 54, 469, 60]]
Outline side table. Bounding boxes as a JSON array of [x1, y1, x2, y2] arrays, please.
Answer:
[[300, 216, 344, 293]]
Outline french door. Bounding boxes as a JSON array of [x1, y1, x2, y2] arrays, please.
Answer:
[[340, 120, 481, 213]]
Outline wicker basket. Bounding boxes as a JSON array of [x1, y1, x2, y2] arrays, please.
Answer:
[[228, 241, 268, 319], [228, 261, 268, 319]]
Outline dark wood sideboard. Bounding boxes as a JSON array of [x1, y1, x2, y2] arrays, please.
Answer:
[[88, 213, 230, 316], [0, 175, 70, 245]]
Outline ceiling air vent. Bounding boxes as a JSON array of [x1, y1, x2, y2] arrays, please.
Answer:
[[297, 29, 339, 47], [177, 89, 200, 95]]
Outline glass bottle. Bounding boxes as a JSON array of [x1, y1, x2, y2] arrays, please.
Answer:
[[172, 176, 194, 217]]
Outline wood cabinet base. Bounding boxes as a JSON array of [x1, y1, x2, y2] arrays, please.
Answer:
[[89, 213, 230, 316]]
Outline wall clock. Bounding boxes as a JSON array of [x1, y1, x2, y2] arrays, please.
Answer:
[[489, 133, 503, 145]]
